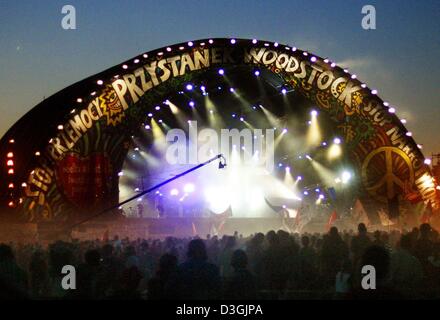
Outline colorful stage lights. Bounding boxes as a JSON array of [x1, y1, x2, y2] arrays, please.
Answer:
[[184, 183, 195, 193]]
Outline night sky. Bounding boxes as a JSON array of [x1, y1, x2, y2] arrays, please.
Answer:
[[0, 0, 439, 155]]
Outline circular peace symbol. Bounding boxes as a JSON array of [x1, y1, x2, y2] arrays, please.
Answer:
[[361, 146, 414, 202]]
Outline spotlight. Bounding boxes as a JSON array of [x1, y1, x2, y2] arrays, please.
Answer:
[[189, 101, 195, 107], [170, 188, 179, 196], [285, 166, 290, 172], [311, 110, 318, 117], [388, 107, 396, 113], [254, 70, 260, 76], [188, 41, 194, 47], [184, 183, 195, 193], [239, 117, 244, 122], [200, 85, 206, 91], [333, 137, 341, 145], [282, 128, 288, 134], [186, 84, 193, 91], [148, 113, 153, 117], [297, 176, 302, 181], [305, 155, 312, 160], [252, 39, 257, 44], [230, 39, 236, 44], [118, 171, 123, 177], [342, 171, 351, 184], [229, 87, 235, 93], [303, 191, 309, 195], [424, 158, 432, 165], [406, 131, 412, 137], [218, 69, 225, 75], [310, 56, 317, 62], [281, 88, 287, 94]]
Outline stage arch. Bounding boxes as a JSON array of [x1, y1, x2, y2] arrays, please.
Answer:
[[1, 38, 437, 223]]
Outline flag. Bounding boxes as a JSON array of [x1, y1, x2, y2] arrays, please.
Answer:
[[102, 229, 109, 242], [326, 210, 338, 231], [191, 222, 198, 237], [420, 201, 433, 224], [352, 199, 370, 226], [377, 208, 394, 226], [209, 206, 232, 235], [404, 180, 423, 204]]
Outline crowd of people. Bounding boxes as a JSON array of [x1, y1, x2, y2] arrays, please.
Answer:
[[0, 223, 440, 300]]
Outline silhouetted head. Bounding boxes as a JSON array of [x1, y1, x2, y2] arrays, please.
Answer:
[[329, 227, 339, 237], [187, 239, 207, 261], [231, 249, 248, 270], [301, 235, 310, 247], [266, 230, 278, 245], [420, 223, 432, 239], [358, 223, 367, 234]]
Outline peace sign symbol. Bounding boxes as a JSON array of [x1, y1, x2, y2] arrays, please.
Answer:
[[361, 146, 414, 203]]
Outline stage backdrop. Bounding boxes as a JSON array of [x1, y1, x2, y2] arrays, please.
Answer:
[[1, 38, 438, 223]]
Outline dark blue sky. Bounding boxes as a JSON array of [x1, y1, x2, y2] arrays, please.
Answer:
[[0, 0, 439, 154]]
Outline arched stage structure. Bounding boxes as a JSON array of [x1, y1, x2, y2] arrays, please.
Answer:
[[1, 38, 439, 232]]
